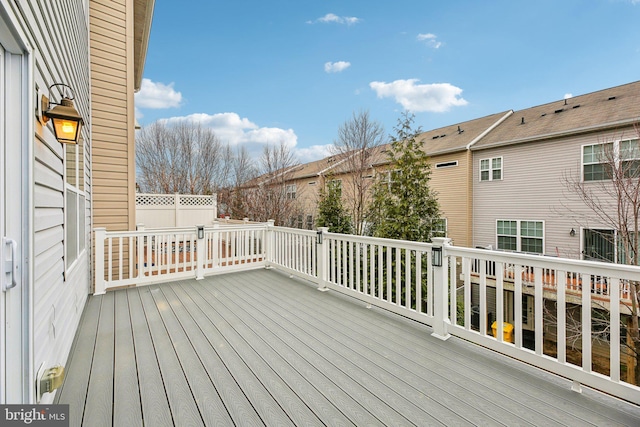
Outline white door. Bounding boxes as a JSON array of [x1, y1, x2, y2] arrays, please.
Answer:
[[0, 44, 26, 403]]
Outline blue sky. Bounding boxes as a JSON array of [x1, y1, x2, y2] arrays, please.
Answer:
[[136, 0, 640, 163]]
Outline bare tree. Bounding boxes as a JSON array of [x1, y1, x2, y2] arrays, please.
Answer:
[[218, 145, 258, 218], [242, 141, 302, 225], [332, 110, 385, 234], [136, 121, 226, 194], [562, 125, 640, 384]]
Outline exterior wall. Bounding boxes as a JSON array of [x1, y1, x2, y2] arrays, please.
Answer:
[[294, 176, 322, 229], [3, 0, 92, 403], [430, 152, 472, 247], [90, 0, 136, 232], [472, 127, 636, 258]]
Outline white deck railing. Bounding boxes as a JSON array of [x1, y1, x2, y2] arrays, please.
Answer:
[[94, 223, 640, 404]]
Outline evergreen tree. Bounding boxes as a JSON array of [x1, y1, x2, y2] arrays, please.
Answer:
[[316, 178, 353, 234], [366, 112, 440, 242]]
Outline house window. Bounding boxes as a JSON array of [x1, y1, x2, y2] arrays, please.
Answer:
[[436, 161, 458, 169], [480, 157, 502, 181], [583, 143, 613, 181], [620, 139, 640, 178], [496, 220, 544, 254], [381, 169, 401, 189], [65, 141, 86, 267], [582, 139, 640, 181], [285, 184, 296, 199], [306, 215, 314, 230], [433, 218, 447, 237]]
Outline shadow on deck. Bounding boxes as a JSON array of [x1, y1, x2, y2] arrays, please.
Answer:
[[56, 269, 640, 426]]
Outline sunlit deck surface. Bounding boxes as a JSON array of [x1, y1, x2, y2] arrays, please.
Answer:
[[57, 269, 640, 426]]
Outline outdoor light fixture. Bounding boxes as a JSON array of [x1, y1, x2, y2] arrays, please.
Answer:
[[432, 247, 443, 267], [197, 225, 205, 240], [570, 228, 576, 237], [41, 83, 83, 144]]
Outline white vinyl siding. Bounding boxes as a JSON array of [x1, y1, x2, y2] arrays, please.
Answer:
[[496, 220, 544, 254]]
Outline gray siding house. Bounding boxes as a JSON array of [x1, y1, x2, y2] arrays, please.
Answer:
[[471, 81, 640, 261]]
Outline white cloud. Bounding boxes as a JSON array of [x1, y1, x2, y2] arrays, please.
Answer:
[[369, 79, 468, 112], [296, 144, 333, 163], [417, 33, 442, 49], [159, 112, 297, 148], [324, 61, 351, 73], [308, 13, 361, 25], [564, 93, 573, 99], [135, 78, 183, 109]]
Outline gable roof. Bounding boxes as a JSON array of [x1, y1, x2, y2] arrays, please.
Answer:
[[472, 80, 640, 150]]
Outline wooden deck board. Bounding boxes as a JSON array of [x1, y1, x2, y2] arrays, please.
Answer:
[[54, 296, 101, 426], [113, 291, 142, 427], [82, 292, 115, 427], [138, 287, 205, 426], [126, 288, 174, 426], [57, 269, 640, 427]]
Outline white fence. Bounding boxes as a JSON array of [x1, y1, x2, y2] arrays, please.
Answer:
[[135, 193, 217, 228], [94, 223, 640, 405]]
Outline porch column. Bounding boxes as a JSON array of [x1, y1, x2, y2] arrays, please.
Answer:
[[431, 237, 452, 340]]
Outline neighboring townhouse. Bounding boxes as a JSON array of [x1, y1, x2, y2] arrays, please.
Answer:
[[368, 112, 512, 246], [471, 81, 640, 260], [0, 0, 153, 404]]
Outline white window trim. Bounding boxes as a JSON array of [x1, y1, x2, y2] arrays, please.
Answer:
[[581, 138, 640, 182], [479, 156, 503, 181], [433, 218, 447, 237], [495, 219, 545, 254], [436, 161, 458, 169], [64, 156, 87, 271]]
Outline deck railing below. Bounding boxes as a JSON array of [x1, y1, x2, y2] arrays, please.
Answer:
[[93, 223, 640, 405]]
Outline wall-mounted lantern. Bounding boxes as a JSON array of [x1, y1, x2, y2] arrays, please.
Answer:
[[41, 83, 83, 144], [570, 228, 576, 237], [197, 225, 205, 240]]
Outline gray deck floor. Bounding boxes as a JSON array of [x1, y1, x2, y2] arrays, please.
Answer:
[[57, 269, 640, 426]]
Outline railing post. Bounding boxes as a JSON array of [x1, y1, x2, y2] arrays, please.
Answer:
[[211, 221, 219, 269], [196, 225, 205, 280], [317, 227, 329, 291], [431, 237, 452, 340], [94, 228, 106, 295], [136, 223, 145, 279], [265, 220, 275, 269]]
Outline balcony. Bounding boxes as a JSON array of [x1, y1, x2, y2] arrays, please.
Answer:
[[55, 223, 640, 425]]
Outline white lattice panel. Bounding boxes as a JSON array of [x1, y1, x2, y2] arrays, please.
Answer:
[[136, 194, 175, 206], [179, 195, 215, 206]]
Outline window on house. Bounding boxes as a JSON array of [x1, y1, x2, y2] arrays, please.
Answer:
[[480, 157, 502, 181], [583, 143, 613, 181], [436, 161, 458, 169], [65, 141, 86, 267], [433, 218, 447, 237], [297, 214, 303, 229], [306, 215, 314, 230], [285, 184, 296, 199], [496, 220, 543, 254], [620, 139, 640, 178]]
